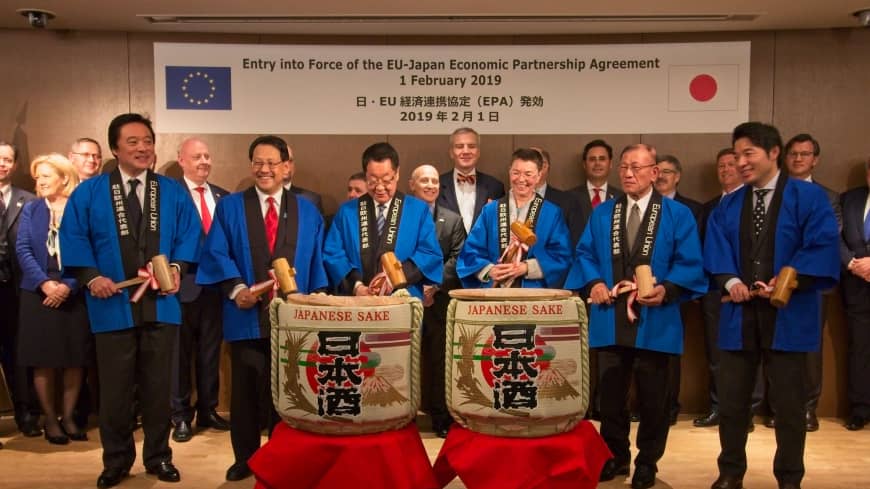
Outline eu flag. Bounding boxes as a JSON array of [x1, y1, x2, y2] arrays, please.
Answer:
[[166, 66, 232, 110]]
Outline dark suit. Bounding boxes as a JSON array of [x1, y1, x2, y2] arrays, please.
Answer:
[[287, 183, 323, 215], [438, 169, 505, 231], [421, 204, 466, 429], [0, 186, 38, 427], [666, 192, 703, 420], [568, 183, 623, 246], [172, 181, 229, 424], [541, 184, 579, 236], [840, 185, 870, 419]]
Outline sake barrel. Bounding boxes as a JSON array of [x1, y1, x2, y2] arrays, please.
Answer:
[[446, 288, 589, 438], [270, 292, 423, 435]]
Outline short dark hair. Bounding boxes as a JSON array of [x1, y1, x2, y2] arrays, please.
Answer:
[[108, 113, 155, 152], [785, 133, 820, 156], [656, 154, 682, 173], [732, 122, 783, 167], [582, 139, 613, 161], [512, 148, 544, 170], [248, 135, 290, 162], [716, 148, 737, 161], [0, 141, 17, 162], [361, 142, 399, 171], [348, 171, 366, 182]]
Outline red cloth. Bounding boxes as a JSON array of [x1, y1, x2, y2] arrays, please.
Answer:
[[591, 187, 602, 208], [249, 422, 439, 489], [433, 421, 612, 489]]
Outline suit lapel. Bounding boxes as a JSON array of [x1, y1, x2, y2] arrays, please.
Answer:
[[855, 188, 870, 242], [5, 188, 27, 228], [439, 172, 459, 212]]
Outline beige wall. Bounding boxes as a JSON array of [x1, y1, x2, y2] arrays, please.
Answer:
[[2, 27, 868, 416]]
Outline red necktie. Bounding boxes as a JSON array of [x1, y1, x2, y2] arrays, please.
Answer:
[[195, 187, 212, 234], [456, 172, 476, 185], [265, 196, 278, 254], [591, 188, 602, 209]]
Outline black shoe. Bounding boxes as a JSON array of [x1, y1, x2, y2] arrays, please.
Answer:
[[806, 410, 819, 432], [711, 474, 743, 489], [630, 412, 640, 423], [693, 410, 720, 427], [599, 458, 630, 482], [172, 420, 193, 442], [61, 418, 88, 441], [44, 425, 70, 445], [778, 482, 801, 489], [96, 467, 130, 489], [146, 461, 181, 483], [846, 415, 867, 431], [631, 464, 657, 489], [764, 416, 776, 429], [226, 461, 253, 481], [17, 415, 43, 438], [197, 410, 231, 431]]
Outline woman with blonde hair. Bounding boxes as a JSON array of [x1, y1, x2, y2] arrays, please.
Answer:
[[16, 153, 91, 444]]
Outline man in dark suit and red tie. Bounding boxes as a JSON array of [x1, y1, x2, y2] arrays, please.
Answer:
[[570, 139, 624, 246], [839, 157, 870, 431], [170, 138, 231, 443], [438, 127, 505, 233], [0, 140, 41, 440]]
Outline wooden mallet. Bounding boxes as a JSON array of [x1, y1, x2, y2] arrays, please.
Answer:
[[381, 251, 407, 289], [770, 266, 798, 308], [115, 254, 174, 292]]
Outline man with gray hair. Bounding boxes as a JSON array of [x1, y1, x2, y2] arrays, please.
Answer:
[[438, 127, 505, 233]]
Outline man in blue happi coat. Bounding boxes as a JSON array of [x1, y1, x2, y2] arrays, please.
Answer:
[[565, 143, 706, 489], [704, 122, 839, 489], [324, 142, 442, 298], [196, 135, 328, 482], [60, 113, 201, 488]]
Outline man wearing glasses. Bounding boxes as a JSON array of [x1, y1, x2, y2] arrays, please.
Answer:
[[324, 142, 442, 299], [780, 133, 842, 433], [196, 135, 329, 481], [68, 138, 103, 181], [565, 144, 706, 489], [654, 154, 703, 426]]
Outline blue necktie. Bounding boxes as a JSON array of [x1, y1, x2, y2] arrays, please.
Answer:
[[864, 208, 870, 242], [377, 204, 386, 235]]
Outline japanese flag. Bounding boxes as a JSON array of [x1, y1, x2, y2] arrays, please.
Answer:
[[667, 64, 740, 111]]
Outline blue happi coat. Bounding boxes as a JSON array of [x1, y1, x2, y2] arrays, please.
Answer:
[[323, 194, 442, 299], [457, 198, 572, 288], [195, 191, 328, 342], [59, 173, 200, 333], [565, 196, 707, 354], [704, 178, 839, 352]]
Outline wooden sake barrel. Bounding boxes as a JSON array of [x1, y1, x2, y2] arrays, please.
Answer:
[[269, 292, 423, 435], [446, 288, 589, 437]]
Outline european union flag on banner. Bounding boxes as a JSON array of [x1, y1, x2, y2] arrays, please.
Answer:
[[166, 66, 232, 110]]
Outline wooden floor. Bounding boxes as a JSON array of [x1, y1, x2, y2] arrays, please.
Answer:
[[1, 415, 868, 489]]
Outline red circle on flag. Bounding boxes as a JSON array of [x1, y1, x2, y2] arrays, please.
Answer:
[[689, 74, 717, 102]]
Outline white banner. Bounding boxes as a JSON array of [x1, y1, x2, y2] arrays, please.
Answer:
[[153, 42, 750, 135]]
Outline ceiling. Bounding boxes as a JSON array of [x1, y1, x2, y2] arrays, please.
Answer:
[[2, 1, 869, 36]]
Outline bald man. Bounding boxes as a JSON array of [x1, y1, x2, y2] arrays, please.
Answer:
[[171, 138, 231, 443], [409, 164, 466, 437]]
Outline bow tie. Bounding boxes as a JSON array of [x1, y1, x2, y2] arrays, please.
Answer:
[[456, 173, 476, 185]]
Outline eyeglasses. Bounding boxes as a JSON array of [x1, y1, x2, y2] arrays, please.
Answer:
[[71, 152, 101, 160], [251, 160, 285, 170], [618, 164, 655, 174], [366, 175, 397, 188], [787, 151, 814, 159]]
